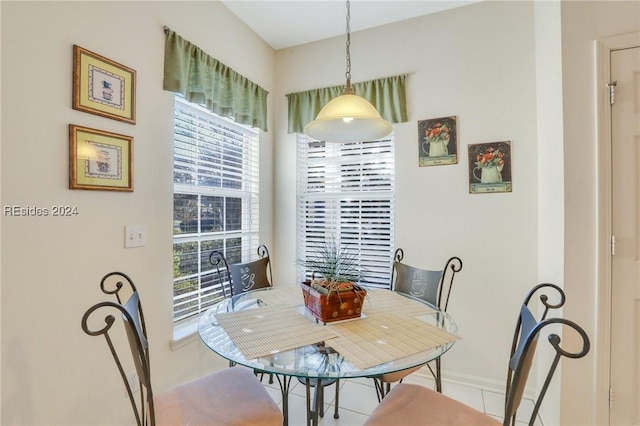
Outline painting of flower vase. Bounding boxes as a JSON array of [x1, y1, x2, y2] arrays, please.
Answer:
[[418, 116, 458, 166], [468, 141, 512, 193]]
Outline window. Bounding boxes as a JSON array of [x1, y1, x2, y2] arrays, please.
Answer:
[[173, 96, 259, 323], [296, 135, 395, 288]]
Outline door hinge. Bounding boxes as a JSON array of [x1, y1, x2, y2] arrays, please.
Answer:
[[609, 387, 613, 408], [608, 81, 617, 105], [611, 235, 616, 256]]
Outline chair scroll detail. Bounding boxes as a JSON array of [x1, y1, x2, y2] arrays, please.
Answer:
[[82, 272, 154, 426], [209, 250, 233, 299], [438, 255, 463, 312], [507, 314, 589, 425], [503, 282, 584, 425], [82, 272, 282, 426], [258, 244, 273, 281]]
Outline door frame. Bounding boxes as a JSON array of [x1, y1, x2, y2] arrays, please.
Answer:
[[595, 31, 640, 426]]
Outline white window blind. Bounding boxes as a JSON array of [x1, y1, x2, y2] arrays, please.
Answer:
[[173, 95, 259, 322], [296, 135, 395, 288]]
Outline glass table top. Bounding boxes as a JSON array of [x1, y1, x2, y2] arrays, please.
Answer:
[[198, 286, 458, 380]]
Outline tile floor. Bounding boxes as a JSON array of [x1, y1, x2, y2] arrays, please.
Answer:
[[261, 372, 544, 426]]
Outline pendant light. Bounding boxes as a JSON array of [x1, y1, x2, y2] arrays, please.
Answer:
[[303, 0, 392, 143]]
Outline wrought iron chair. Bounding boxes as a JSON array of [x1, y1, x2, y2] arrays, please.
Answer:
[[81, 272, 282, 426], [209, 245, 274, 382], [370, 248, 463, 399], [364, 283, 590, 426]]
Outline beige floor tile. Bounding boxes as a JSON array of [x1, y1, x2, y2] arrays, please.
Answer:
[[264, 384, 284, 405], [334, 380, 380, 416], [280, 392, 312, 426], [320, 406, 370, 426]]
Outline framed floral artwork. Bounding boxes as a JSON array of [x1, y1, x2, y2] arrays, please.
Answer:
[[468, 141, 512, 194], [72, 45, 136, 124], [418, 116, 458, 167], [69, 124, 133, 191]]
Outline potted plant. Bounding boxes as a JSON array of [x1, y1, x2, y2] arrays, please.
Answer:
[[299, 238, 367, 323]]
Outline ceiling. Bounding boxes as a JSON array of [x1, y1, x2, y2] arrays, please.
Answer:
[[220, 0, 480, 50]]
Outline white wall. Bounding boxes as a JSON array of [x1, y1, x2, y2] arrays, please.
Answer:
[[560, 2, 640, 425], [0, 2, 275, 425], [274, 0, 539, 390], [534, 1, 565, 423]]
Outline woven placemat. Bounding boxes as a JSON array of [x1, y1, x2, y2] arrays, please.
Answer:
[[253, 286, 304, 308], [326, 312, 459, 370], [215, 306, 337, 360], [363, 289, 437, 317]]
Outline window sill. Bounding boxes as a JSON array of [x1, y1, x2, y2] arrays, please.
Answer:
[[170, 316, 201, 351]]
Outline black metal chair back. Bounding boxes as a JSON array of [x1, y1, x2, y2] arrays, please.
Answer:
[[390, 248, 463, 312], [504, 283, 590, 425], [229, 245, 272, 295], [81, 272, 154, 426], [210, 245, 272, 298]]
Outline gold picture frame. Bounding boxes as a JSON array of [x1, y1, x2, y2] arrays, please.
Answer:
[[69, 124, 133, 191], [72, 45, 136, 124]]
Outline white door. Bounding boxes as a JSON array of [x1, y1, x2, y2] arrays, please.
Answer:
[[611, 45, 640, 426]]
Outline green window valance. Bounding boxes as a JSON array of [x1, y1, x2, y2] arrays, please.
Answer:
[[163, 28, 269, 131], [286, 74, 408, 134]]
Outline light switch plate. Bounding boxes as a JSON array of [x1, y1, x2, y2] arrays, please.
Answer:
[[125, 225, 147, 248]]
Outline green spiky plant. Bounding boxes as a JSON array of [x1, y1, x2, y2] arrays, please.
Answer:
[[300, 237, 365, 296]]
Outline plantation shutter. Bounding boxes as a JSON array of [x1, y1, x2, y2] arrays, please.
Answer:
[[173, 95, 259, 322], [296, 135, 395, 288]]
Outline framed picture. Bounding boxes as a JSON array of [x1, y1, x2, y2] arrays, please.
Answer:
[[468, 141, 512, 194], [69, 124, 133, 191], [418, 116, 458, 167], [73, 45, 136, 124]]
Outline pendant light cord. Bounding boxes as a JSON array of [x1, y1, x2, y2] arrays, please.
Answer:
[[344, 0, 354, 94], [303, 0, 393, 142]]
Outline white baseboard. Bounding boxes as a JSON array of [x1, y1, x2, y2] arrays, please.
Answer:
[[409, 368, 505, 394]]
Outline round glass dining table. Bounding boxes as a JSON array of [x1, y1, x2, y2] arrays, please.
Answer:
[[198, 286, 458, 425]]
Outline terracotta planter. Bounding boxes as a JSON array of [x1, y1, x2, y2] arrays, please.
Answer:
[[301, 281, 367, 323]]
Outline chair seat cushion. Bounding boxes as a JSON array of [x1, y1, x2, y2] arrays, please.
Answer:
[[364, 383, 501, 426], [155, 367, 282, 426]]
